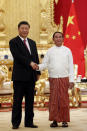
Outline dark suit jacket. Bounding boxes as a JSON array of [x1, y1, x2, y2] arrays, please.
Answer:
[[9, 36, 40, 82]]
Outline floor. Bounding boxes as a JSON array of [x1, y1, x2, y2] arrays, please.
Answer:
[[0, 108, 87, 131]]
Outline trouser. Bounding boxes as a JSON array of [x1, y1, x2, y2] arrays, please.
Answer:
[[12, 81, 35, 126]]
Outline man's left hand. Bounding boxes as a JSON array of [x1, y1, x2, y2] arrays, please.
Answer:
[[69, 82, 74, 89]]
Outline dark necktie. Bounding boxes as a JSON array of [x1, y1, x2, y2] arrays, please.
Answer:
[[23, 39, 28, 49], [23, 39, 31, 54]]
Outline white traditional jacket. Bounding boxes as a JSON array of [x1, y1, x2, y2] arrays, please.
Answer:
[[39, 45, 74, 82]]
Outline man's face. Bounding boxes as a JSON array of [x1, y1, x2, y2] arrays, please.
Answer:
[[18, 24, 29, 38], [53, 33, 64, 47]]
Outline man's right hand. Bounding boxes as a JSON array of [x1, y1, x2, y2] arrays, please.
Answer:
[[30, 62, 39, 70]]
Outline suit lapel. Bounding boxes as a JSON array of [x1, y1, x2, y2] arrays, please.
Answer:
[[17, 36, 31, 55]]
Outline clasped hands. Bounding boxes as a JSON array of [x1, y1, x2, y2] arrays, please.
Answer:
[[30, 62, 39, 70]]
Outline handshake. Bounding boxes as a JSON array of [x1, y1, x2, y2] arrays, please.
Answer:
[[30, 61, 39, 70]]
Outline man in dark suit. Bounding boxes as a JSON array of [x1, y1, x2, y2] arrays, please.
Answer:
[[9, 21, 40, 129]]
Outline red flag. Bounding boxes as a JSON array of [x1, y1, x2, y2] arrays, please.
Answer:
[[74, 0, 87, 49], [64, 2, 85, 77]]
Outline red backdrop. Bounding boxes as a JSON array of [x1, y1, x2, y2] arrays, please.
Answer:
[[54, 0, 71, 34]]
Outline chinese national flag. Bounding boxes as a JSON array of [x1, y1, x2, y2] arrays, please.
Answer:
[[64, 2, 85, 77]]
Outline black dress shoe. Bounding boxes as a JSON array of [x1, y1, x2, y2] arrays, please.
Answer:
[[12, 125, 19, 129], [50, 121, 58, 128], [62, 122, 68, 127], [25, 124, 38, 128]]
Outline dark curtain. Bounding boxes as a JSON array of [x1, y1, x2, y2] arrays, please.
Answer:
[[54, 0, 71, 34]]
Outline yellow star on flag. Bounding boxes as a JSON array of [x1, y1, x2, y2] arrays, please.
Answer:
[[66, 34, 69, 38], [72, 35, 76, 40], [67, 16, 74, 26], [78, 31, 81, 35]]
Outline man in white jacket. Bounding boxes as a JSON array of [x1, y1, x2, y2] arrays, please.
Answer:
[[37, 32, 74, 127]]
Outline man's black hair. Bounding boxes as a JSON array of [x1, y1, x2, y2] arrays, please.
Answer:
[[53, 32, 64, 38], [18, 21, 30, 28]]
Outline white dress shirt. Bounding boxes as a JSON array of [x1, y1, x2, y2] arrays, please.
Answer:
[[19, 36, 31, 54], [39, 45, 74, 82]]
